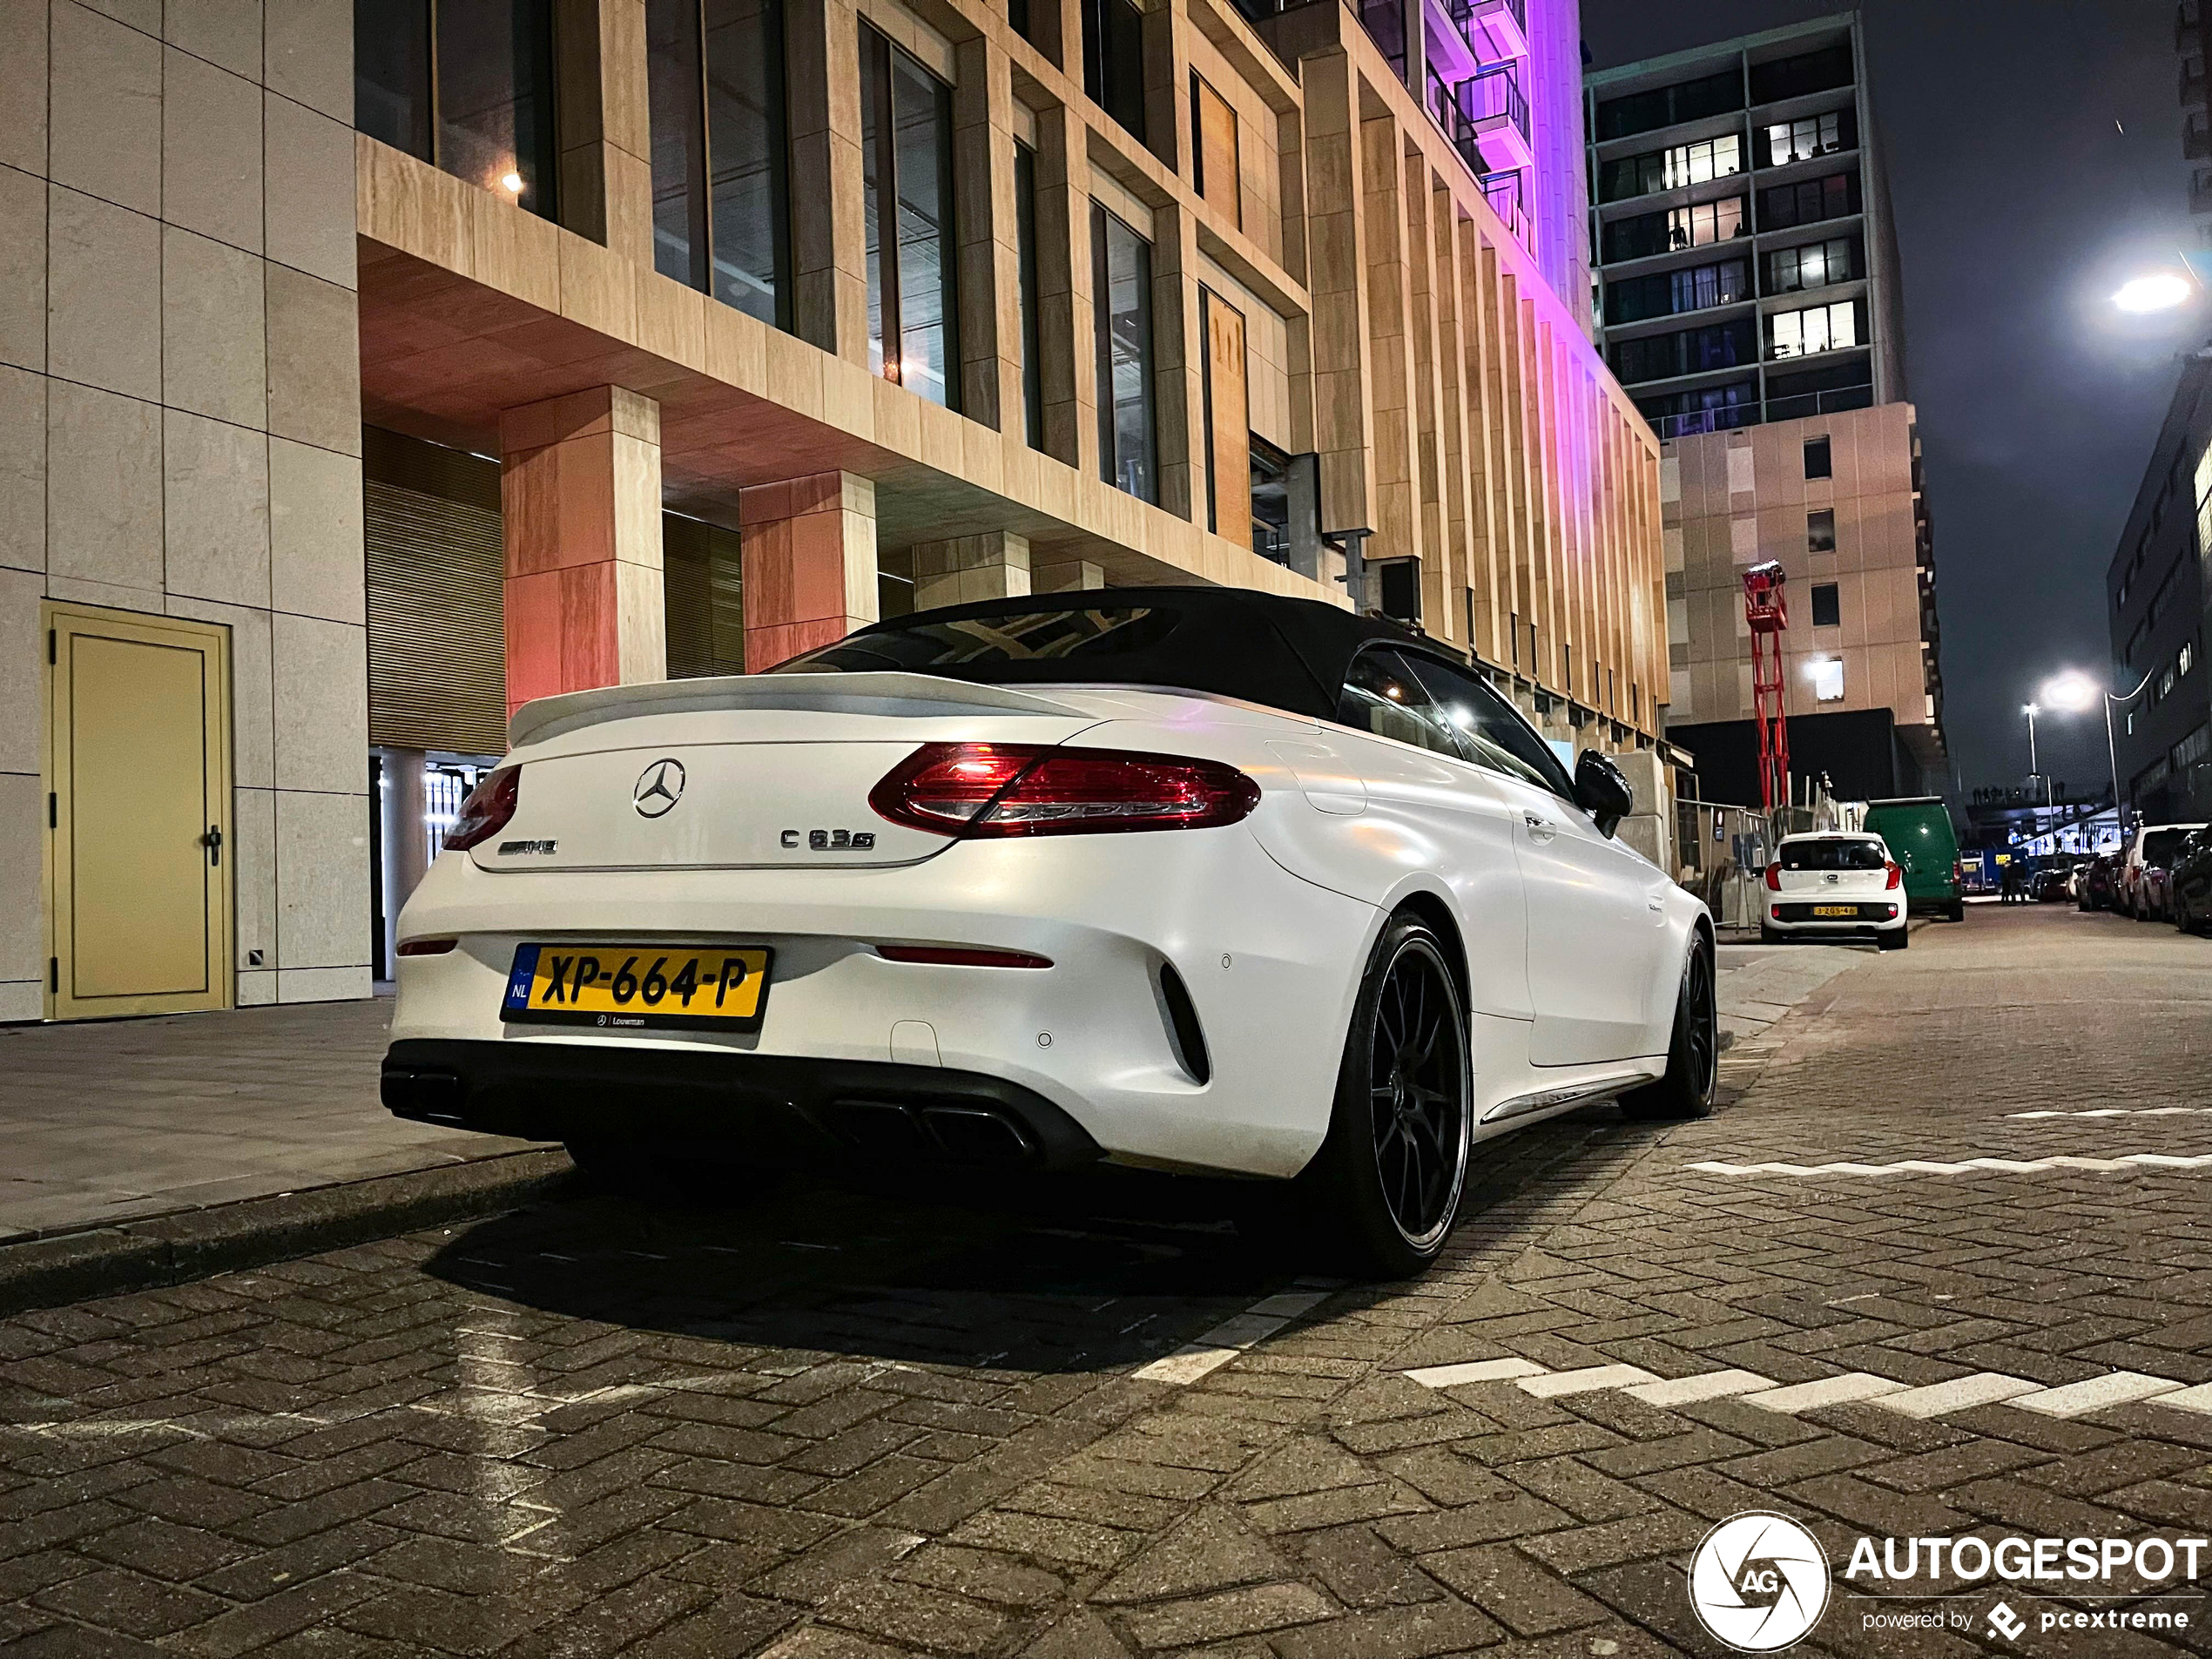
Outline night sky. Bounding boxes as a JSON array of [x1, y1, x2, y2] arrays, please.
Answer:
[[1580, 0, 2199, 799]]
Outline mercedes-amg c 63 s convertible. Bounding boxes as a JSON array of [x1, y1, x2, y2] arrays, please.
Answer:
[[381, 589, 1716, 1275]]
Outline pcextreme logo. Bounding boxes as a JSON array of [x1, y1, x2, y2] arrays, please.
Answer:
[[1688, 1513, 1831, 1651]]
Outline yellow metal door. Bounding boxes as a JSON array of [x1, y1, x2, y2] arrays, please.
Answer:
[[46, 604, 233, 1019]]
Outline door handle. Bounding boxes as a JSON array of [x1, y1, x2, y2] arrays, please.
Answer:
[[1522, 810, 1555, 843], [202, 825, 222, 867]]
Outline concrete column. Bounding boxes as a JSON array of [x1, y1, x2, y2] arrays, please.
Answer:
[[554, 0, 655, 265], [1153, 202, 1203, 525], [498, 387, 667, 715], [954, 37, 1026, 431], [1303, 51, 1375, 541], [1033, 557, 1106, 592], [912, 532, 1031, 609], [1035, 104, 1099, 476], [739, 472, 879, 669], [1140, 0, 1192, 177], [788, 0, 871, 362]]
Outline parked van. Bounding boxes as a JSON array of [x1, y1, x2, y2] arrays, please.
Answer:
[[1862, 797, 1966, 921]]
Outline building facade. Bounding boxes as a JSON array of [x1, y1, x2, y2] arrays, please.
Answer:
[[2105, 357, 2212, 825], [1585, 12, 1944, 807], [3, 0, 1667, 1024]]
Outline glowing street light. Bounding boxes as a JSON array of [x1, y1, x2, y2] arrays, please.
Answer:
[[2036, 671, 2156, 841], [2040, 672, 2099, 713], [2114, 272, 2195, 313]]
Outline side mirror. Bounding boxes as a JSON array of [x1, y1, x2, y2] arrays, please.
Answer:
[[1574, 749, 1635, 838]]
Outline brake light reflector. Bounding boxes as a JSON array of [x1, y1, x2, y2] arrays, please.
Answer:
[[870, 744, 1261, 838], [877, 945, 1054, 968], [1764, 861, 1782, 891], [445, 767, 519, 851], [1885, 860, 1903, 890], [397, 938, 457, 956]]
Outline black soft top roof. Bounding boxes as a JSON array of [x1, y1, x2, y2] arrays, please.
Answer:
[[778, 587, 1464, 720]]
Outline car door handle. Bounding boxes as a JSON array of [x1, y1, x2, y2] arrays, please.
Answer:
[[1522, 811, 1556, 844], [201, 825, 222, 867]]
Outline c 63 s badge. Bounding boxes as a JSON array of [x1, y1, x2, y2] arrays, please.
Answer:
[[783, 828, 877, 850], [497, 839, 557, 856]]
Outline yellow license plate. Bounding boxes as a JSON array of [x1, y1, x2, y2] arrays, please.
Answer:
[[500, 944, 772, 1030], [1812, 905, 1857, 917]]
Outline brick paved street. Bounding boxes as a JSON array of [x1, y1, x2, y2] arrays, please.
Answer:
[[3, 904, 2211, 1657]]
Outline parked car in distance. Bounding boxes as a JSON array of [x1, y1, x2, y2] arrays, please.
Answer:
[[2078, 853, 2116, 912], [1863, 798, 1966, 921], [2120, 824, 2205, 920], [1760, 832, 1910, 949], [2171, 830, 2212, 934], [2030, 867, 2073, 903]]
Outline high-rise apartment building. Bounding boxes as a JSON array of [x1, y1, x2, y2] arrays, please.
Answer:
[[2100, 6, 2212, 823], [2, 0, 1667, 1023], [1586, 12, 1945, 806]]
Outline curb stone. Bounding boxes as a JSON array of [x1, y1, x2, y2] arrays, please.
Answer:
[[0, 1149, 577, 1316]]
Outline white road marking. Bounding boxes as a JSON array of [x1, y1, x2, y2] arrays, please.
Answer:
[[1623, 1369, 1775, 1407], [2149, 1381, 2212, 1414], [2009, 1372, 2185, 1417], [1131, 1289, 1333, 1385], [1739, 1372, 1907, 1413], [1403, 1357, 1548, 1389], [1400, 1358, 2212, 1426], [1686, 1153, 2212, 1177], [2007, 1107, 2212, 1120], [1517, 1364, 1658, 1399], [1871, 1373, 2042, 1419]]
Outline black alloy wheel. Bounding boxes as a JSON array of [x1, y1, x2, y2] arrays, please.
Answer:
[[1621, 940, 1717, 1122], [1297, 915, 1472, 1278], [1366, 937, 1469, 1251]]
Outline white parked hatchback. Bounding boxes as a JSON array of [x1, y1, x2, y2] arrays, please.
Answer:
[[1760, 831, 1909, 949]]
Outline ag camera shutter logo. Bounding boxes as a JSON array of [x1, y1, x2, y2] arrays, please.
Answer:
[[1689, 1513, 1831, 1651]]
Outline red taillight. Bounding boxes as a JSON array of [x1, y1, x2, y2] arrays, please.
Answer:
[[1885, 860, 1903, 890], [870, 744, 1261, 838], [397, 938, 457, 956], [1764, 861, 1783, 891], [1952, 860, 1966, 884], [444, 767, 519, 851], [877, 945, 1054, 968]]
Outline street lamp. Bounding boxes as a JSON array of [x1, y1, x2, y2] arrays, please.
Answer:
[[2038, 671, 2152, 847], [2022, 703, 2046, 809], [2114, 271, 2195, 313]]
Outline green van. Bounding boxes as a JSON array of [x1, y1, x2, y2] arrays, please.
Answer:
[[1863, 797, 1966, 921]]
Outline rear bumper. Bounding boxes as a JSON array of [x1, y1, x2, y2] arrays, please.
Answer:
[[1763, 900, 1905, 936], [383, 1037, 1105, 1171]]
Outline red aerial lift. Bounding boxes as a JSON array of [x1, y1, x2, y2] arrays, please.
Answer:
[[1743, 560, 1790, 815]]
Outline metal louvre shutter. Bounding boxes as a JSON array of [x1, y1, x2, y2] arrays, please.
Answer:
[[663, 512, 746, 678], [364, 428, 508, 757]]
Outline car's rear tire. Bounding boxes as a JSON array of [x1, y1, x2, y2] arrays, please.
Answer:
[[1620, 939, 1717, 1123], [1298, 915, 1472, 1279], [1878, 926, 1909, 952], [1947, 900, 1966, 922], [1760, 924, 1783, 944]]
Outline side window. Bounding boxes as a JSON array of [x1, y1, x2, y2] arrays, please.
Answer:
[[1336, 650, 1464, 759], [1403, 655, 1576, 799]]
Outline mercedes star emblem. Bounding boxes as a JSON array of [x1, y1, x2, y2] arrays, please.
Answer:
[[633, 758, 686, 818]]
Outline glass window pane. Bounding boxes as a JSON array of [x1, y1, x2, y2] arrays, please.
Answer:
[[435, 0, 559, 217], [356, 0, 432, 157], [646, 0, 705, 287], [1337, 651, 1459, 757], [1093, 206, 1156, 502], [892, 51, 956, 408], [862, 33, 887, 377], [1403, 654, 1576, 798], [1015, 143, 1043, 449], [704, 0, 789, 325]]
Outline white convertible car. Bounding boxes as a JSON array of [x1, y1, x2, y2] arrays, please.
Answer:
[[382, 590, 1716, 1275]]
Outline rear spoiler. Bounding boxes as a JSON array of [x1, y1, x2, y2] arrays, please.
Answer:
[[509, 671, 1093, 749]]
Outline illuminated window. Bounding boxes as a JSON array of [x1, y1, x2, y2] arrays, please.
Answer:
[[1764, 111, 1844, 165], [1667, 198, 1745, 249], [2184, 640, 2199, 678], [1662, 133, 1742, 189], [1768, 300, 1858, 359], [1811, 658, 1844, 702], [1765, 235, 1851, 294]]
